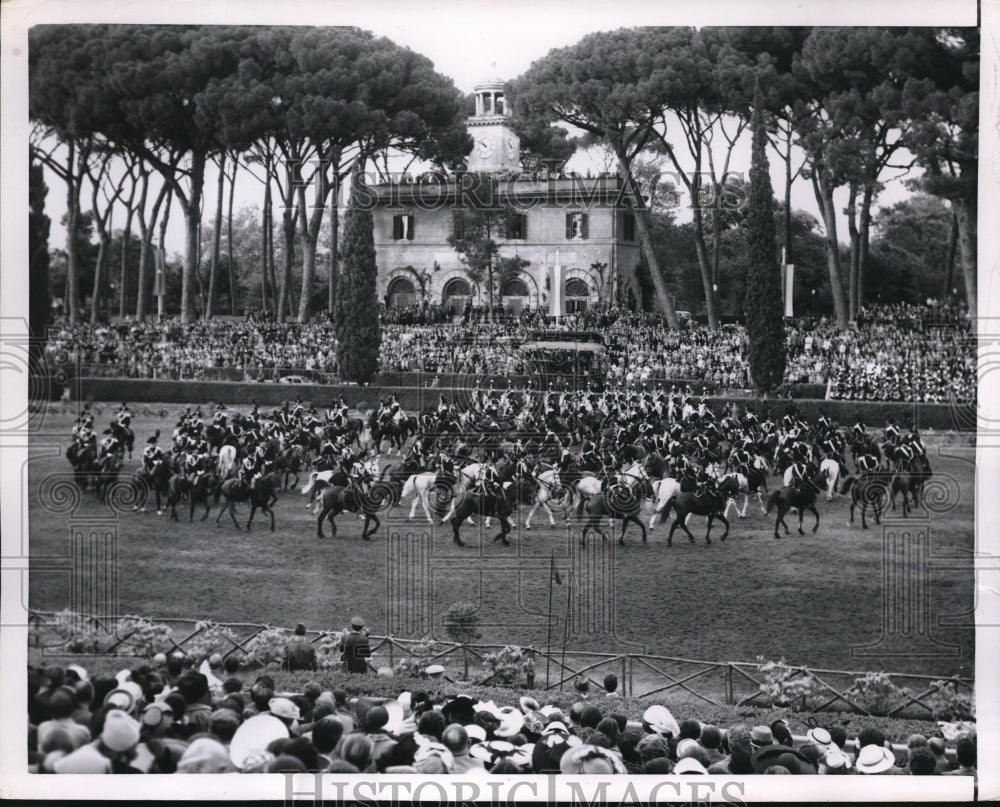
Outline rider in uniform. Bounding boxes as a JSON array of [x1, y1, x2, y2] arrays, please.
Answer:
[[787, 451, 810, 494]]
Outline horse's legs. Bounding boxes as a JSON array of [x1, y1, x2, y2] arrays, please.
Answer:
[[542, 501, 556, 527], [408, 492, 420, 520], [368, 513, 380, 537], [451, 514, 465, 547], [525, 500, 538, 530], [797, 507, 805, 535], [717, 512, 729, 542], [498, 516, 511, 546], [361, 515, 371, 541], [201, 498, 210, 521], [705, 515, 713, 545], [810, 505, 820, 533], [228, 501, 241, 531], [317, 504, 330, 538], [247, 502, 257, 531]]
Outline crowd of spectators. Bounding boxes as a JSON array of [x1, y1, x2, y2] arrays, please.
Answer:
[[27, 656, 977, 778], [44, 300, 974, 402]]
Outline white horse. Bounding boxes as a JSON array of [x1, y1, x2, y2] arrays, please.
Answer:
[[521, 469, 568, 529], [649, 477, 683, 527], [399, 472, 437, 524], [819, 457, 842, 500], [575, 462, 651, 507], [440, 463, 482, 524], [708, 463, 766, 519], [216, 445, 238, 479]]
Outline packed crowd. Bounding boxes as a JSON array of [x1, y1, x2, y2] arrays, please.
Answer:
[[27, 651, 977, 777], [44, 301, 974, 401]]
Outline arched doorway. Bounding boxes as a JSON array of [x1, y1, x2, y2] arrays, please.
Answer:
[[565, 277, 591, 314], [501, 277, 530, 316], [442, 277, 472, 314], [387, 276, 416, 309]]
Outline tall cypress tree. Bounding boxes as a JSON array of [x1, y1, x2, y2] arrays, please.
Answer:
[[745, 85, 786, 395], [335, 183, 381, 384], [29, 158, 51, 374]]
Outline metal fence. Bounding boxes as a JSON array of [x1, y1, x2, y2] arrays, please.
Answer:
[[27, 610, 972, 719]]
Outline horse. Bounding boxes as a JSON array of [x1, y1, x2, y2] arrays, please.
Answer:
[[449, 491, 514, 547], [850, 436, 882, 472], [67, 442, 97, 489], [764, 476, 824, 539], [579, 490, 648, 547], [216, 445, 238, 480], [889, 455, 933, 516], [818, 457, 845, 501], [574, 462, 650, 514], [110, 421, 135, 459], [168, 471, 215, 523], [277, 444, 307, 491], [215, 474, 278, 531], [300, 467, 350, 509], [91, 453, 122, 502], [399, 471, 442, 523], [134, 461, 172, 514], [507, 468, 570, 529], [840, 473, 890, 529], [648, 477, 683, 528], [664, 490, 729, 546], [315, 483, 383, 540]]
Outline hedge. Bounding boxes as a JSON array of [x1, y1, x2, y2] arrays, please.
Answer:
[[68, 377, 974, 431]]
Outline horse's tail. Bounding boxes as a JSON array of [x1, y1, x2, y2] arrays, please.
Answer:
[[401, 475, 417, 499], [301, 471, 318, 495], [765, 489, 780, 515], [840, 475, 857, 496]]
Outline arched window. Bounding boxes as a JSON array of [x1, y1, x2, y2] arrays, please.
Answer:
[[501, 278, 529, 297], [387, 277, 416, 309], [565, 277, 591, 314], [443, 278, 472, 314]]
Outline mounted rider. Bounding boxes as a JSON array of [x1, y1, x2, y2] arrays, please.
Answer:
[[142, 435, 165, 473], [475, 460, 503, 501], [114, 402, 132, 429]]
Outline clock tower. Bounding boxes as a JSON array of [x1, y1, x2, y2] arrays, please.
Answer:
[[466, 75, 521, 173]]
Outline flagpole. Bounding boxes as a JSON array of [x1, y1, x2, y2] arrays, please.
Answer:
[[560, 565, 572, 691], [546, 553, 554, 688]]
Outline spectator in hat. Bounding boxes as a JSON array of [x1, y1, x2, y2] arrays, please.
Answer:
[[312, 717, 345, 768], [176, 672, 212, 735], [855, 744, 899, 775], [927, 737, 952, 774], [942, 738, 976, 776], [282, 624, 318, 672], [908, 746, 939, 776], [38, 689, 91, 751], [208, 708, 241, 745], [679, 718, 702, 741], [177, 737, 235, 773], [579, 704, 603, 730], [698, 725, 726, 766], [417, 710, 447, 742], [342, 617, 372, 674], [708, 724, 754, 775], [340, 734, 375, 773]]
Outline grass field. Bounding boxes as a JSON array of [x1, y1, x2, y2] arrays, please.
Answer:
[[27, 404, 975, 685]]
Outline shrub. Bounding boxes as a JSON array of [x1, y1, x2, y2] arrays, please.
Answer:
[[393, 636, 440, 678], [756, 656, 821, 710], [314, 630, 347, 671], [244, 627, 291, 668], [481, 645, 524, 686], [112, 615, 175, 658], [927, 680, 975, 721], [181, 621, 241, 663], [443, 602, 482, 679], [851, 671, 911, 716]]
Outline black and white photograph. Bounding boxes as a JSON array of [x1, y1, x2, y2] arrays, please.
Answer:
[[1, 0, 994, 801]]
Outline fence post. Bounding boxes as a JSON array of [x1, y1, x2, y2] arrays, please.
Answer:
[[621, 655, 627, 698], [726, 664, 734, 705], [628, 655, 634, 699], [389, 638, 394, 671]]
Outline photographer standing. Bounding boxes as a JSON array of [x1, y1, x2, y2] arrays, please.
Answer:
[[341, 617, 372, 674]]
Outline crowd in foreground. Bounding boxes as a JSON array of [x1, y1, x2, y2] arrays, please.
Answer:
[[44, 300, 974, 402], [28, 651, 977, 777]]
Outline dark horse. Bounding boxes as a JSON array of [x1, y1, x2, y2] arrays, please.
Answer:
[[840, 473, 890, 529], [449, 491, 514, 547], [110, 421, 135, 459], [215, 474, 278, 531], [579, 488, 648, 547], [134, 461, 172, 514], [315, 484, 383, 540], [764, 475, 824, 539], [889, 455, 933, 516], [665, 490, 729, 546], [168, 471, 215, 523], [67, 442, 97, 489]]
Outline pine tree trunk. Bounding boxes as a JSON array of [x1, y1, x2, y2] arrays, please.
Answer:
[[812, 169, 848, 325], [119, 206, 134, 319], [328, 176, 340, 316], [64, 142, 84, 326], [227, 160, 237, 316], [206, 153, 225, 319], [279, 208, 296, 324], [692, 202, 720, 326], [846, 183, 859, 321], [943, 206, 958, 300], [952, 193, 977, 314], [261, 184, 271, 313], [615, 152, 680, 329], [180, 152, 206, 324], [858, 185, 873, 313]]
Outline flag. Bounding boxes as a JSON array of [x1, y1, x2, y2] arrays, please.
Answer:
[[550, 553, 562, 585]]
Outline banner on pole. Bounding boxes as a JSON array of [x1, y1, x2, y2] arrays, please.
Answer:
[[549, 250, 565, 318], [784, 264, 794, 317], [153, 248, 166, 297]]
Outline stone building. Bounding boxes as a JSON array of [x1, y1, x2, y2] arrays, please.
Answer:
[[371, 75, 644, 316]]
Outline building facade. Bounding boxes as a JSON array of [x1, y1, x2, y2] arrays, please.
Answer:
[[371, 76, 643, 315]]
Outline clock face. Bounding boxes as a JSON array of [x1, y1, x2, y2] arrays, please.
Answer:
[[503, 135, 518, 160], [476, 134, 496, 158]]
